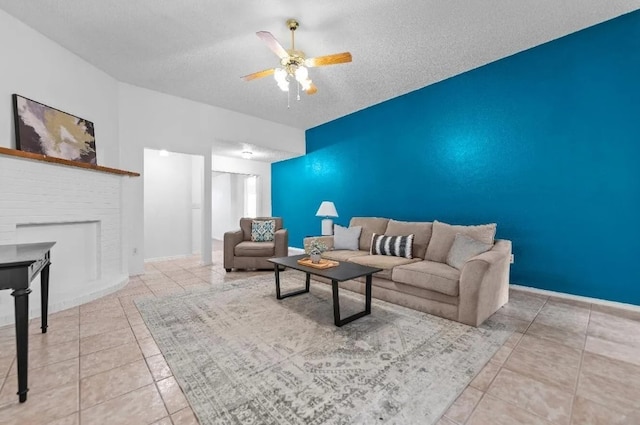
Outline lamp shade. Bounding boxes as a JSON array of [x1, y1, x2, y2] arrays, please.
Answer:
[[315, 201, 338, 218]]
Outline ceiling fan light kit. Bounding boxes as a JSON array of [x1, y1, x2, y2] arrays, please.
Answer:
[[242, 18, 352, 106]]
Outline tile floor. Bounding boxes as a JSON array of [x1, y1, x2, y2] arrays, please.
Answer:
[[0, 245, 638, 425]]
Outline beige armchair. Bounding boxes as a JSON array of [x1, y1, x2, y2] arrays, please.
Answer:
[[224, 217, 288, 272]]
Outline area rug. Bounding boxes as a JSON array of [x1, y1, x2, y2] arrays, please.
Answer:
[[136, 274, 512, 425]]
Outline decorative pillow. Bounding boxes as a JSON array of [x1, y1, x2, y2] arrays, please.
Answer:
[[370, 233, 414, 259], [425, 220, 496, 263], [384, 219, 433, 259], [251, 219, 275, 242], [446, 233, 494, 270], [333, 224, 362, 250]]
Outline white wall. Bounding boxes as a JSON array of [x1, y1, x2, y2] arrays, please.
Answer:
[[119, 84, 304, 274], [212, 172, 233, 240], [0, 9, 306, 280], [0, 10, 128, 324], [0, 9, 120, 166], [143, 149, 195, 260], [191, 155, 203, 254], [0, 155, 127, 325], [212, 155, 273, 217]]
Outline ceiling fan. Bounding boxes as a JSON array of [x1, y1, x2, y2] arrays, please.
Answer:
[[241, 19, 352, 98]]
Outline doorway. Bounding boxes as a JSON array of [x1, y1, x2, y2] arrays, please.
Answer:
[[212, 172, 260, 240]]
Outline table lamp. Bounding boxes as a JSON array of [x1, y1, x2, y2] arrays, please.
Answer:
[[315, 201, 338, 236]]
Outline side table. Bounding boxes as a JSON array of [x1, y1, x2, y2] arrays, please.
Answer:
[[0, 242, 55, 403]]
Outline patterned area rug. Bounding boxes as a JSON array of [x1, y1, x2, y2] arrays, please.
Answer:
[[137, 274, 512, 425]]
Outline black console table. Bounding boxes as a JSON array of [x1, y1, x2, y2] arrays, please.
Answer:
[[0, 242, 55, 403]]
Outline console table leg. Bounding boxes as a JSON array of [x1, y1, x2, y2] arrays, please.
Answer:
[[305, 273, 311, 292], [12, 288, 31, 403], [40, 264, 50, 333]]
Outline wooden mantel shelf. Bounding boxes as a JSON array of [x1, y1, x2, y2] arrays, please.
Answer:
[[0, 147, 140, 177]]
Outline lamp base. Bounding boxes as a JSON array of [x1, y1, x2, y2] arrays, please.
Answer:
[[321, 219, 334, 236]]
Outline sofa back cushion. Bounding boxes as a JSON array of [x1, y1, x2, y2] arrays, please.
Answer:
[[425, 220, 496, 263], [349, 217, 390, 252], [240, 217, 283, 241], [384, 219, 433, 259]]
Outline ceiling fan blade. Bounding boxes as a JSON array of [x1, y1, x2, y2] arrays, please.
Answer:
[[306, 83, 318, 95], [256, 31, 289, 59], [305, 52, 352, 68], [241, 68, 275, 81]]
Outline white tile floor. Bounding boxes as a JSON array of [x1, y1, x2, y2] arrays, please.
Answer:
[[0, 244, 639, 425]]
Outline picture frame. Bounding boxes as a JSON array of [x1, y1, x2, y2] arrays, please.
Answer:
[[12, 94, 97, 165]]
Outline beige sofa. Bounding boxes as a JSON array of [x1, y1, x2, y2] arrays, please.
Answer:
[[224, 217, 288, 271], [303, 217, 511, 327]]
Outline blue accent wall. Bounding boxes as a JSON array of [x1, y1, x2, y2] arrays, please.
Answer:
[[272, 11, 640, 305]]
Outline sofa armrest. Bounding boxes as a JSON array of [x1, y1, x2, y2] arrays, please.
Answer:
[[223, 229, 243, 269], [303, 236, 335, 253], [458, 239, 512, 326], [274, 229, 289, 257]]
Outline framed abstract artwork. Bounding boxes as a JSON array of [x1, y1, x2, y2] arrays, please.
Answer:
[[12, 94, 97, 165]]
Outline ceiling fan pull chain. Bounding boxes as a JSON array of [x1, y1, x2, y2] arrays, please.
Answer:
[[297, 82, 301, 101], [287, 85, 290, 109]]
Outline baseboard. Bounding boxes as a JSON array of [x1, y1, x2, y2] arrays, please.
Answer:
[[510, 283, 640, 313], [144, 254, 193, 263], [288, 247, 305, 255], [0, 274, 129, 326]]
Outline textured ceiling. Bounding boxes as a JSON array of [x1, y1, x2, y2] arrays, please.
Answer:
[[213, 139, 301, 163], [1, 0, 638, 135]]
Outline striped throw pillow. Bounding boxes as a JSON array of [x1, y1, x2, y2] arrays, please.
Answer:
[[370, 233, 414, 259]]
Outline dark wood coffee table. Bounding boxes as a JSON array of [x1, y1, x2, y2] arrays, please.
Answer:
[[267, 254, 382, 327]]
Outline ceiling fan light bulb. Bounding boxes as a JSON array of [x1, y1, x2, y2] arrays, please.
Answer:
[[274, 68, 288, 84], [295, 66, 308, 82], [301, 78, 312, 91]]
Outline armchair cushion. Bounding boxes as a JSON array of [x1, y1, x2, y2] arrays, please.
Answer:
[[234, 241, 275, 257]]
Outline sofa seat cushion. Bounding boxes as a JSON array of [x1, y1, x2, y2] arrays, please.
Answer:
[[348, 255, 421, 280], [372, 277, 459, 306], [234, 241, 275, 257], [392, 260, 460, 297], [322, 250, 369, 262]]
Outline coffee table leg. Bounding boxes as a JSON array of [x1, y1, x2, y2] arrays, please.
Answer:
[[332, 280, 341, 325], [274, 269, 311, 300], [274, 266, 282, 299], [333, 276, 373, 327], [365, 274, 372, 314]]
